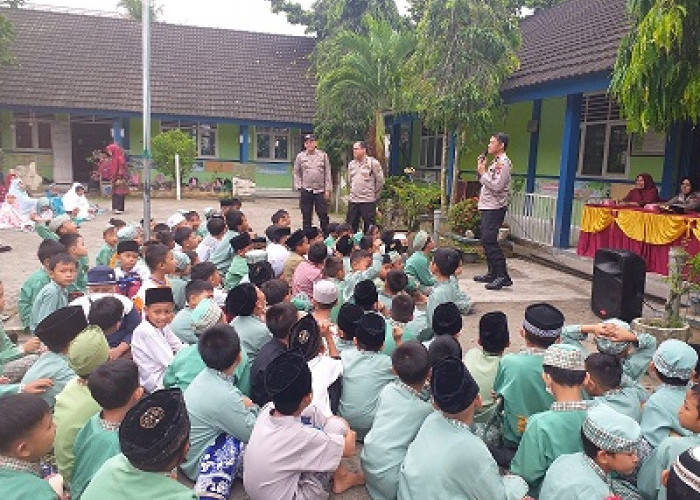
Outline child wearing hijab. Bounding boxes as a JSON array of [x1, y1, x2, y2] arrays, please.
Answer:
[[62, 183, 94, 221], [7, 178, 36, 218]]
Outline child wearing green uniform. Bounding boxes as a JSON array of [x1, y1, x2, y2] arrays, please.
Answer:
[[22, 305, 88, 407], [333, 302, 363, 354], [584, 352, 643, 421], [183, 325, 258, 498], [339, 312, 395, 440], [335, 234, 354, 274], [95, 225, 118, 266], [0, 393, 62, 500], [377, 269, 408, 314], [638, 383, 700, 500], [170, 279, 214, 344], [227, 282, 271, 363], [343, 248, 382, 302], [361, 341, 433, 500], [510, 344, 590, 496], [71, 359, 143, 500], [209, 209, 248, 277], [398, 356, 529, 500], [641, 339, 698, 449], [322, 255, 345, 323], [81, 388, 196, 500], [59, 232, 89, 294], [30, 253, 76, 332], [0, 280, 41, 381], [404, 230, 436, 294], [224, 231, 252, 291], [54, 325, 110, 481], [492, 302, 563, 466], [539, 404, 642, 499], [18, 239, 65, 331], [426, 247, 472, 327]]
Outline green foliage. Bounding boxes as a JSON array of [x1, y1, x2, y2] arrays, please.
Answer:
[[378, 176, 441, 230], [116, 0, 163, 21], [448, 197, 481, 235], [151, 130, 197, 181], [0, 1, 24, 65], [611, 0, 699, 132], [664, 249, 700, 326]]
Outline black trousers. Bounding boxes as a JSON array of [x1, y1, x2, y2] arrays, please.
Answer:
[[346, 201, 376, 233], [480, 207, 508, 277], [112, 193, 125, 211], [299, 189, 329, 233]]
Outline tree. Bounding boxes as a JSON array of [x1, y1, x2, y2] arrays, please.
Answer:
[[151, 130, 197, 181], [315, 16, 415, 169], [116, 0, 163, 22], [407, 0, 519, 210], [0, 1, 24, 64], [611, 0, 699, 132]]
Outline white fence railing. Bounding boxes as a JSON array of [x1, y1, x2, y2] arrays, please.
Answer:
[[506, 193, 584, 248]]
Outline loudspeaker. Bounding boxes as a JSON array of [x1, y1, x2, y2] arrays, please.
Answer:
[[591, 248, 646, 322]]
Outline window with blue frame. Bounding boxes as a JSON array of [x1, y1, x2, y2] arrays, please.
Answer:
[[255, 127, 290, 161], [161, 121, 217, 158]]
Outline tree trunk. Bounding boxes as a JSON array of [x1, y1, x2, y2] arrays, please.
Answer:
[[450, 128, 462, 204], [372, 109, 387, 173], [440, 123, 449, 213]]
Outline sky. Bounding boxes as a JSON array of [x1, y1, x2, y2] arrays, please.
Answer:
[[26, 0, 411, 35]]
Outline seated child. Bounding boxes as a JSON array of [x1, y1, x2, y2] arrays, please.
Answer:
[[641, 339, 698, 449], [539, 404, 641, 499], [22, 306, 88, 406], [185, 210, 205, 237], [170, 279, 214, 344], [428, 335, 462, 366], [227, 283, 271, 363], [463, 311, 509, 421], [378, 269, 408, 314], [173, 226, 199, 253], [113, 240, 147, 298], [196, 215, 226, 263], [58, 232, 89, 294], [265, 225, 291, 278], [492, 303, 563, 463], [243, 351, 364, 499], [353, 278, 381, 313], [404, 230, 436, 294], [324, 221, 339, 248], [95, 224, 118, 266], [291, 241, 327, 298], [322, 255, 345, 323], [271, 208, 291, 228], [335, 233, 354, 274], [131, 287, 184, 393], [334, 302, 363, 353], [169, 251, 192, 311], [398, 357, 528, 499], [250, 302, 297, 406], [0, 279, 41, 382], [361, 341, 433, 500], [343, 248, 382, 302], [30, 253, 76, 332], [182, 325, 259, 497], [311, 279, 338, 328], [70, 359, 143, 499], [282, 229, 308, 282], [133, 243, 176, 312], [18, 239, 65, 331], [339, 312, 395, 439], [0, 393, 64, 500], [190, 261, 226, 307], [260, 278, 290, 307], [289, 314, 342, 417], [389, 293, 425, 342], [304, 226, 324, 245], [81, 389, 194, 500], [662, 446, 700, 500], [427, 301, 463, 347], [583, 352, 643, 422], [510, 344, 589, 496], [426, 247, 472, 326], [54, 325, 110, 481], [638, 383, 700, 500], [224, 232, 252, 291]]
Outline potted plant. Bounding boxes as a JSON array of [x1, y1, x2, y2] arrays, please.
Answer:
[[447, 197, 481, 237], [631, 247, 700, 343]]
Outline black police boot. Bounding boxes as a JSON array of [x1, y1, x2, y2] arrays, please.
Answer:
[[473, 262, 495, 282]]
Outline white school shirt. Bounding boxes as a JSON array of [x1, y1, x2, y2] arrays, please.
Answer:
[[308, 355, 343, 417], [267, 242, 290, 278], [131, 320, 184, 393]]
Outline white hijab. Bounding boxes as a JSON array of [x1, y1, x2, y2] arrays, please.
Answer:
[[62, 182, 89, 212]]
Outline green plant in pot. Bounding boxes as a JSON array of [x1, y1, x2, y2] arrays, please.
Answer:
[[448, 197, 481, 237], [631, 247, 700, 343]]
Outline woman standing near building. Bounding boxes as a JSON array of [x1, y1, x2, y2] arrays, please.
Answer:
[[102, 143, 129, 214]]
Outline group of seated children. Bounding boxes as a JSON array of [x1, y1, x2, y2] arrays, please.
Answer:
[[2, 199, 700, 499]]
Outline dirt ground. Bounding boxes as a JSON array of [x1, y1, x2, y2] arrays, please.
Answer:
[[0, 194, 640, 499]]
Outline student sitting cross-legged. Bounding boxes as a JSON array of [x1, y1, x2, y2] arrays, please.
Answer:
[[583, 352, 643, 422], [227, 283, 271, 363], [397, 357, 528, 500], [81, 389, 195, 500], [243, 351, 365, 499]]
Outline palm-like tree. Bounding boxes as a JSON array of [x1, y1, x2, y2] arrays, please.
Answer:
[[316, 16, 414, 167], [116, 0, 163, 22]]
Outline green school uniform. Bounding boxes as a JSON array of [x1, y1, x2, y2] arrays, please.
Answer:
[[95, 244, 116, 267], [224, 254, 249, 291], [71, 414, 121, 500], [338, 349, 394, 439], [343, 253, 383, 302], [231, 315, 272, 363], [463, 347, 501, 419], [196, 225, 208, 239], [328, 277, 345, 324], [30, 280, 69, 332], [67, 256, 90, 294], [333, 337, 356, 354], [18, 268, 50, 330], [21, 351, 76, 407], [53, 379, 100, 481], [510, 403, 588, 496], [640, 384, 692, 449], [169, 276, 188, 312], [81, 453, 196, 500], [210, 230, 238, 276], [0, 458, 57, 500], [343, 255, 351, 274], [398, 412, 528, 500], [378, 289, 394, 313], [404, 251, 436, 290], [0, 327, 24, 371], [403, 312, 429, 342], [593, 387, 643, 422], [360, 381, 433, 500], [426, 278, 472, 326], [539, 452, 615, 500], [170, 308, 198, 344], [638, 434, 700, 500], [493, 348, 554, 445], [324, 235, 336, 248], [35, 223, 59, 241], [181, 368, 259, 480]]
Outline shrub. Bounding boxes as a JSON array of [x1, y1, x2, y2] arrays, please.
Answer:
[[378, 176, 441, 231], [448, 197, 481, 235], [151, 129, 197, 181]]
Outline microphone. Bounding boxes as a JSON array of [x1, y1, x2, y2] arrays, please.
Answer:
[[478, 149, 488, 161]]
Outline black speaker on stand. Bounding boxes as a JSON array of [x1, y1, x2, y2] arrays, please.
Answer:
[[591, 248, 646, 322]]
